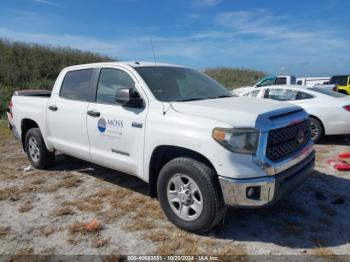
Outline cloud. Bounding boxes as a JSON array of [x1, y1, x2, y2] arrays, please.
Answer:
[[215, 9, 347, 48], [188, 13, 201, 20], [0, 8, 349, 75], [193, 0, 222, 7], [216, 9, 287, 36], [33, 0, 58, 6]]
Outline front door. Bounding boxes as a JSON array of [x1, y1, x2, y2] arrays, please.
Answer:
[[86, 67, 147, 177]]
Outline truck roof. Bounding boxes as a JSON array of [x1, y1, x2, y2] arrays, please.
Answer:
[[63, 61, 183, 71]]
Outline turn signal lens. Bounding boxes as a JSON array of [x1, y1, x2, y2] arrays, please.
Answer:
[[343, 105, 350, 112], [212, 129, 227, 141]]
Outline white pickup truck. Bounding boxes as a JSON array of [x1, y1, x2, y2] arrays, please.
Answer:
[[8, 62, 315, 233]]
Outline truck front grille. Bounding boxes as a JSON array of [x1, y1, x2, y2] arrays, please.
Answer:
[[266, 119, 311, 161]]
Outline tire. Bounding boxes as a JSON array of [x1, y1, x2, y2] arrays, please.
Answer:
[[25, 128, 55, 169], [310, 117, 323, 142], [338, 90, 349, 95], [157, 157, 226, 233]]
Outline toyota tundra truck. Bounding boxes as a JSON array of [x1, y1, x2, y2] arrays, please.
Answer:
[[8, 62, 315, 233]]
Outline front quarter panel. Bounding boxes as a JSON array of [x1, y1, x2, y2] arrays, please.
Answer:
[[143, 102, 232, 182]]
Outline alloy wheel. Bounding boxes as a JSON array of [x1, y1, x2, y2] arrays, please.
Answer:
[[167, 174, 203, 221]]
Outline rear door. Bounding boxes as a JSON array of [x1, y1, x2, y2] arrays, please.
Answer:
[[86, 67, 148, 177], [47, 68, 96, 161]]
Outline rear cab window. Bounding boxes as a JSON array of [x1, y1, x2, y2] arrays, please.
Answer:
[[330, 76, 347, 86], [60, 69, 94, 101]]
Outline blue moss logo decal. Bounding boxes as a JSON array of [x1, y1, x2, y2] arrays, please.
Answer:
[[97, 118, 106, 133]]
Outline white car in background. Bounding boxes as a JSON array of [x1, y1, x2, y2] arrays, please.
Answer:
[[296, 77, 330, 86], [237, 75, 297, 90], [235, 86, 350, 142]]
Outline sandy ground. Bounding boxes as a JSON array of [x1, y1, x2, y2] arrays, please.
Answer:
[[0, 120, 350, 258]]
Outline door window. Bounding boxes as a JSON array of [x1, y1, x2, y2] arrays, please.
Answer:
[[290, 76, 297, 85], [275, 77, 287, 85], [60, 69, 94, 101], [250, 90, 260, 97], [96, 68, 135, 105], [296, 92, 314, 100], [266, 89, 297, 101]]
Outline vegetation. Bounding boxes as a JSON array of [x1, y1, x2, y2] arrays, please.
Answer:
[[0, 38, 267, 117], [204, 67, 267, 90], [0, 39, 113, 117]]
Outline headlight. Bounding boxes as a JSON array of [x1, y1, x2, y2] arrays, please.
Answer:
[[212, 128, 259, 154]]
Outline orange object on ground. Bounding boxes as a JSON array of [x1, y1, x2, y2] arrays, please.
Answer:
[[85, 219, 100, 232], [339, 152, 350, 158], [327, 159, 350, 171]]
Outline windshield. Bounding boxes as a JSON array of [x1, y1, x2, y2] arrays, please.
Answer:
[[330, 76, 347, 86], [309, 87, 346, 97], [134, 66, 232, 102]]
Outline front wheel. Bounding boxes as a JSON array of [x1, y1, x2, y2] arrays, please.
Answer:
[[157, 157, 226, 233]]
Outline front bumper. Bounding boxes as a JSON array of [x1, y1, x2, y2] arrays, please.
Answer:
[[218, 148, 315, 207]]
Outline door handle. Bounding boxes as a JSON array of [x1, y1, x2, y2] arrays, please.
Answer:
[[87, 110, 101, 118], [48, 105, 58, 111]]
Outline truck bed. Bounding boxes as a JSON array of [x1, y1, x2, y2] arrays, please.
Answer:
[[13, 89, 52, 97], [11, 91, 51, 140]]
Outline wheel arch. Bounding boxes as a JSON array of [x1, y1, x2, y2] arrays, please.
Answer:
[[148, 145, 217, 198], [338, 89, 350, 95], [309, 114, 325, 135], [21, 118, 39, 151]]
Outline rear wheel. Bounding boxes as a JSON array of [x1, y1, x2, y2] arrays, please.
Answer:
[[310, 117, 323, 142], [157, 157, 226, 233], [338, 90, 349, 95], [25, 128, 55, 169]]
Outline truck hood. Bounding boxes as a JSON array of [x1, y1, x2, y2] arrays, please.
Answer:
[[171, 97, 299, 127]]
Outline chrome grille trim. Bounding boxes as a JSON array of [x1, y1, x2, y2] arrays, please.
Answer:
[[253, 106, 314, 176]]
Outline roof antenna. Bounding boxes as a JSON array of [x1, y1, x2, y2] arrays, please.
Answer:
[[150, 36, 157, 65]]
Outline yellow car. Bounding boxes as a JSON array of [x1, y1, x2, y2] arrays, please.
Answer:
[[330, 75, 350, 95]]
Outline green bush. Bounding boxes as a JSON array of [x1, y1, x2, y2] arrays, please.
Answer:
[[0, 39, 114, 117], [0, 85, 14, 118], [204, 67, 267, 90], [0, 38, 269, 117]]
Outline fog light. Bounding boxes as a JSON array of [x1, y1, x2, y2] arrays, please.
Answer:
[[246, 186, 261, 200]]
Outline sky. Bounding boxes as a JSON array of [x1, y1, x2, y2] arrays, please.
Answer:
[[0, 0, 349, 76]]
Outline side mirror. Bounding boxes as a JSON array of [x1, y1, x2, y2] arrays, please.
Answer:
[[115, 88, 144, 108]]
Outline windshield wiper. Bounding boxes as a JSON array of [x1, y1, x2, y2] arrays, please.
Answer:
[[177, 98, 206, 102], [207, 95, 232, 100], [177, 95, 232, 102]]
